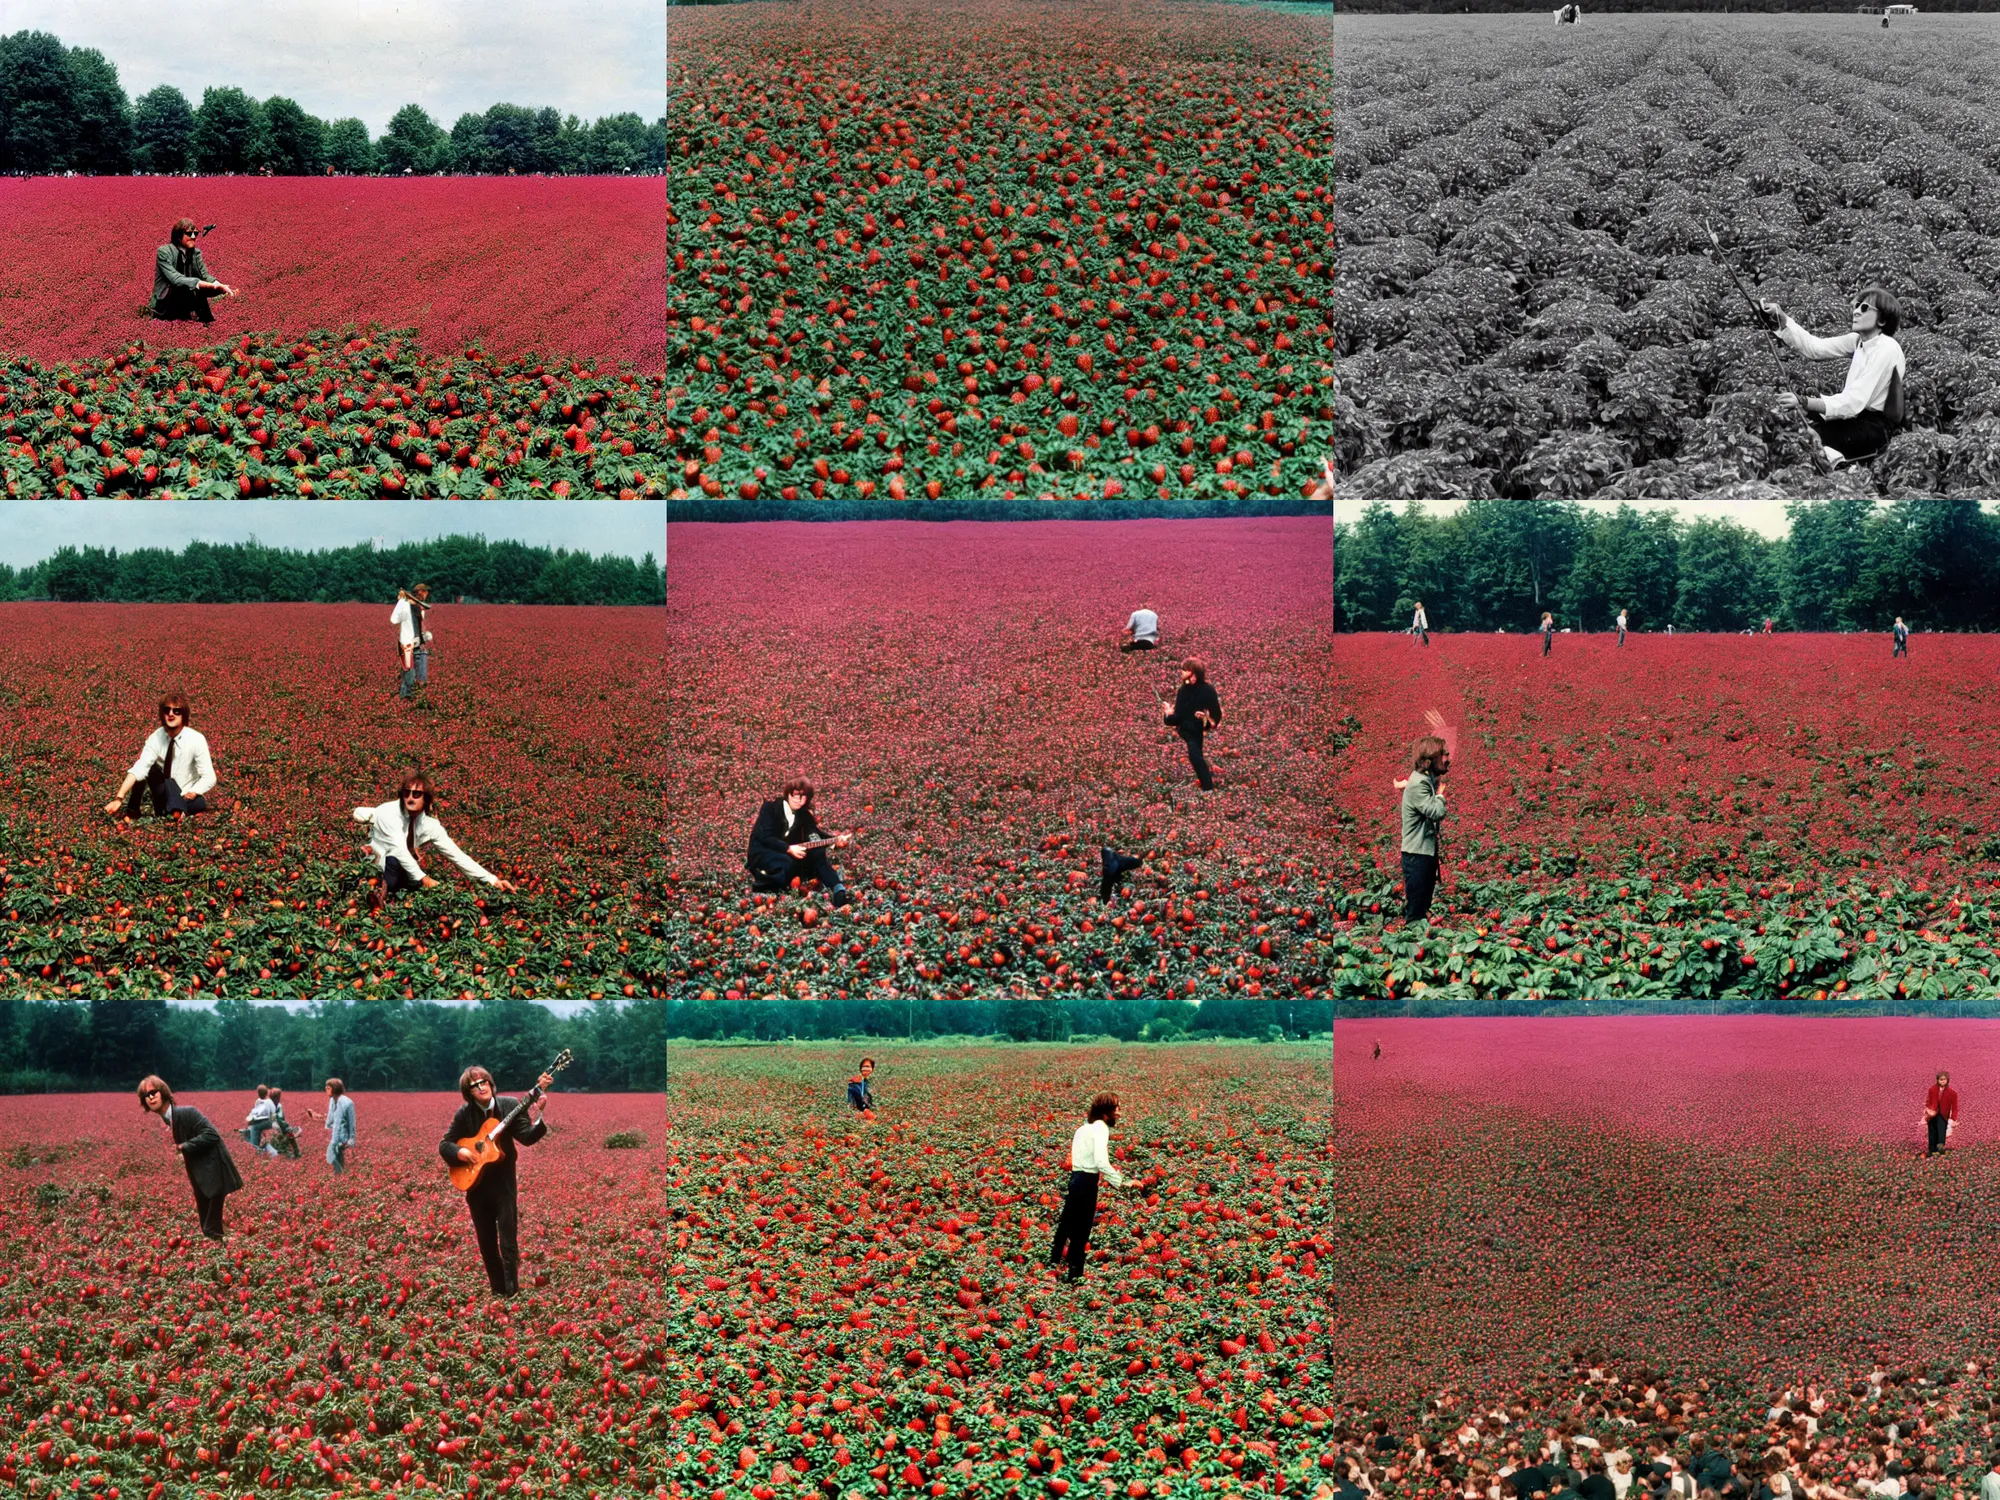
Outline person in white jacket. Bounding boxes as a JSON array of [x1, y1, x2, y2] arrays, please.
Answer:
[[1047, 1092, 1129, 1283], [1760, 287, 1906, 467], [354, 771, 518, 910], [390, 584, 434, 700], [104, 690, 216, 818]]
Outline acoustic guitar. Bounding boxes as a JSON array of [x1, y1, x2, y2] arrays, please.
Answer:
[[448, 1049, 572, 1192]]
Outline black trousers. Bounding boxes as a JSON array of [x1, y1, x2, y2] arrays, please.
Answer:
[[1928, 1114, 1950, 1155], [1894, 636, 1908, 658], [466, 1176, 521, 1293], [1542, 631, 1553, 657], [154, 286, 216, 323], [1100, 849, 1144, 902], [1178, 726, 1214, 789], [750, 847, 843, 892], [1809, 409, 1891, 462], [382, 855, 423, 895], [1048, 1170, 1102, 1278], [192, 1185, 227, 1239], [1402, 852, 1439, 921], [1119, 639, 1157, 652], [125, 768, 208, 818]]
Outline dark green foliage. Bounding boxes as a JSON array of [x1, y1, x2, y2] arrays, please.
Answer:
[[378, 104, 452, 175], [0, 31, 80, 173], [0, 534, 663, 606], [262, 97, 328, 176], [0, 998, 667, 1092], [1335, 499, 2000, 632], [192, 86, 268, 174], [132, 85, 196, 173]]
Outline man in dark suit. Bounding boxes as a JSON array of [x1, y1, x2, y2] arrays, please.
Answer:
[[745, 776, 853, 906], [438, 1065, 551, 1296], [152, 218, 237, 322], [138, 1074, 243, 1241]]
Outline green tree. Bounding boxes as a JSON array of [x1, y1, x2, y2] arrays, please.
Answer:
[[587, 112, 652, 173], [1672, 518, 1768, 631], [65, 47, 133, 173], [326, 117, 375, 174], [1557, 504, 1678, 633], [132, 85, 196, 173], [0, 31, 76, 173], [263, 96, 327, 175], [193, 86, 268, 173], [89, 1000, 164, 1082], [1332, 502, 1402, 630], [1782, 498, 1872, 630], [379, 103, 451, 174]]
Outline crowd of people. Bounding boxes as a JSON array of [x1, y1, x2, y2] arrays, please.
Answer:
[[1322, 1363, 1996, 1500]]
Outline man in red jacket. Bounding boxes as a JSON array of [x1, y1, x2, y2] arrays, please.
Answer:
[[1924, 1071, 1958, 1156]]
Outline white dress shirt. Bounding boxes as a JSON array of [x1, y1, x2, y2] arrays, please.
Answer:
[[247, 1097, 275, 1124], [1068, 1120, 1127, 1186], [390, 597, 431, 648], [129, 726, 216, 797], [351, 801, 498, 884], [1776, 319, 1906, 421], [1126, 608, 1159, 645]]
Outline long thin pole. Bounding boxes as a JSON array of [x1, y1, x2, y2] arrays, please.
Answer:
[[1704, 219, 1828, 473]]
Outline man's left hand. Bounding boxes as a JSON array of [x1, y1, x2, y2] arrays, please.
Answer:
[[835, 833, 851, 847], [1776, 392, 1799, 411]]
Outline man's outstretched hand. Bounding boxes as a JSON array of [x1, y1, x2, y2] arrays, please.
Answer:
[[201, 281, 237, 297]]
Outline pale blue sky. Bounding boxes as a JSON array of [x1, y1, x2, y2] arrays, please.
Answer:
[[7, 0, 665, 135], [0, 500, 664, 568]]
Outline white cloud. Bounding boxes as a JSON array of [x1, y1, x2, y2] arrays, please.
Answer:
[[9, 0, 665, 134]]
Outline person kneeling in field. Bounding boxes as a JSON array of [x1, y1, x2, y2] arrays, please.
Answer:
[[354, 771, 518, 911], [848, 1057, 877, 1120], [105, 690, 216, 819], [745, 776, 854, 907], [1759, 287, 1906, 467], [151, 218, 237, 322]]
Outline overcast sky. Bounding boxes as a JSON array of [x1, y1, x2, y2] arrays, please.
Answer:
[[9, 0, 665, 134], [1332, 499, 2000, 541], [0, 500, 664, 568]]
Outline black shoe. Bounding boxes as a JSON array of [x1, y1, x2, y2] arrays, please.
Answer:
[[830, 887, 853, 908]]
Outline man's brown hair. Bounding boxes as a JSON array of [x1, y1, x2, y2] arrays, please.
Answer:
[[137, 1074, 174, 1110], [459, 1065, 495, 1102], [326, 1078, 345, 1097], [398, 771, 435, 815], [158, 691, 192, 725], [170, 217, 198, 245], [1180, 656, 1208, 684], [1087, 1091, 1119, 1124], [781, 776, 814, 806], [1411, 735, 1449, 775]]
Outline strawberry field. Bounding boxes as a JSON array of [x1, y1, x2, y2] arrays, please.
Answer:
[[0, 603, 670, 999], [1329, 1017, 2000, 1493], [660, 519, 1338, 999], [0, 1090, 669, 1499], [664, 1042, 1333, 1496], [664, 0, 1334, 507], [1334, 15, 2000, 500], [1328, 632, 2000, 1003], [0, 180, 667, 499]]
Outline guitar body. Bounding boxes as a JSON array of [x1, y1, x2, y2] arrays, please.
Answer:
[[449, 1119, 511, 1193]]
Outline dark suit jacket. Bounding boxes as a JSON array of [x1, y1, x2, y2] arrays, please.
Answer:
[[439, 1097, 547, 1191], [170, 1105, 243, 1197], [152, 242, 212, 312], [1164, 681, 1223, 736], [747, 798, 825, 873]]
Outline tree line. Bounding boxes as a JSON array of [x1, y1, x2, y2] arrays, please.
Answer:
[[0, 535, 666, 606], [0, 999, 667, 1094], [0, 31, 667, 176], [1333, 0, 1995, 11], [660, 998, 1336, 1042], [1334, 499, 2000, 633]]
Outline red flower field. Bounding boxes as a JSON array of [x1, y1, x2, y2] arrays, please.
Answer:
[[0, 603, 668, 998], [0, 178, 665, 371], [661, 518, 1336, 997], [664, 1043, 1333, 1496], [1328, 1017, 2000, 1500], [664, 0, 1334, 505], [1328, 633, 2000, 1002], [0, 1090, 666, 1498]]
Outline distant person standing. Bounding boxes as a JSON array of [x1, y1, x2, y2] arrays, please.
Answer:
[[1120, 604, 1160, 652], [1048, 1092, 1128, 1284], [1540, 612, 1556, 657], [151, 218, 237, 322], [390, 585, 433, 700], [1160, 656, 1223, 791], [1893, 617, 1910, 658], [1616, 608, 1628, 648], [1923, 1070, 1957, 1156], [1411, 601, 1430, 646], [1396, 734, 1451, 922], [1763, 617, 1774, 635], [323, 1079, 356, 1173], [139, 1074, 242, 1242]]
